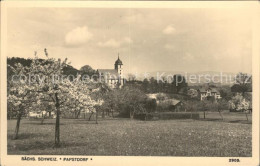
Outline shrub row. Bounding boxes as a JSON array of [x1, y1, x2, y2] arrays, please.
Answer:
[[134, 112, 200, 120]]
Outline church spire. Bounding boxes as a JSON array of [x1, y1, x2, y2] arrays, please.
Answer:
[[115, 53, 123, 70]]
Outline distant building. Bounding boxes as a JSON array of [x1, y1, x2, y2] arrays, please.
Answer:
[[97, 55, 124, 88], [198, 87, 221, 100]]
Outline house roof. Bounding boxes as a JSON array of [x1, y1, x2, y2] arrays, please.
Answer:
[[164, 99, 182, 106], [146, 93, 168, 100], [211, 88, 219, 93], [97, 69, 120, 80], [198, 87, 206, 92], [147, 94, 157, 99], [198, 87, 220, 94]]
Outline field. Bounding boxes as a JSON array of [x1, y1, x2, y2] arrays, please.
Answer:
[[7, 112, 252, 156]]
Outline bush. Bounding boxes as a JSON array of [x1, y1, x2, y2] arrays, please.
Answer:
[[156, 93, 167, 101], [183, 100, 201, 112], [156, 102, 170, 112], [145, 99, 157, 113]]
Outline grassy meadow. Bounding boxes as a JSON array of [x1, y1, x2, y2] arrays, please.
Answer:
[[7, 112, 252, 156]]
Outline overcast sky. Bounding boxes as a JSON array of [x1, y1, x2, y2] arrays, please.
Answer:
[[7, 8, 252, 74]]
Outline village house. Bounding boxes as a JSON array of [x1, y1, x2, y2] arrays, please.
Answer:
[[97, 55, 124, 88], [147, 93, 184, 112], [163, 99, 184, 112], [198, 87, 221, 100]]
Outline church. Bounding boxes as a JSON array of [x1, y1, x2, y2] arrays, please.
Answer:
[[97, 55, 124, 88]]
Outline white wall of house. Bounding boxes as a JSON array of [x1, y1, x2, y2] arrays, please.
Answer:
[[200, 90, 221, 100]]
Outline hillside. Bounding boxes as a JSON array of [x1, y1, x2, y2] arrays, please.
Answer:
[[7, 57, 79, 79], [131, 70, 239, 86]]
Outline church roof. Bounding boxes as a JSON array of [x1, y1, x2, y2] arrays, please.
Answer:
[[97, 69, 120, 79], [115, 56, 123, 65]]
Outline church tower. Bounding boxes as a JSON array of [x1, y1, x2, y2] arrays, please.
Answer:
[[114, 54, 123, 87]]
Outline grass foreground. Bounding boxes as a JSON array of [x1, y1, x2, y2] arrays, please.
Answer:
[[7, 112, 252, 156]]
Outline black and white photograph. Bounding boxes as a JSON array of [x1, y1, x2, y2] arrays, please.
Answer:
[[0, 1, 259, 166]]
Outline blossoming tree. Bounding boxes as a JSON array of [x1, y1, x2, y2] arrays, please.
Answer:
[[8, 49, 96, 147], [229, 94, 251, 121]]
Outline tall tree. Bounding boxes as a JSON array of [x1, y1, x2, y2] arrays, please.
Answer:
[[219, 86, 232, 101], [128, 73, 137, 81], [79, 65, 96, 78], [216, 99, 229, 120], [172, 75, 187, 94], [233, 72, 252, 96], [187, 89, 198, 99], [122, 87, 147, 119], [149, 77, 158, 93], [199, 100, 209, 119], [101, 86, 148, 119], [142, 78, 149, 93]]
